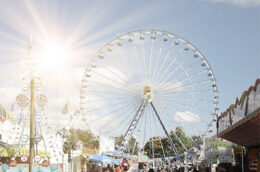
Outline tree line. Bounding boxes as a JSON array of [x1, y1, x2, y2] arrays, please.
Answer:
[[58, 126, 200, 158]]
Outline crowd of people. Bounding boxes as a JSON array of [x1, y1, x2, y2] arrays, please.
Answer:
[[86, 157, 203, 172], [136, 165, 200, 172], [133, 161, 201, 172]]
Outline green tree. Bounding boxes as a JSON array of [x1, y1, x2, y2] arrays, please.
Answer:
[[144, 136, 165, 158], [57, 128, 99, 153], [128, 137, 139, 155], [144, 126, 197, 158], [115, 135, 139, 155], [170, 126, 194, 155]]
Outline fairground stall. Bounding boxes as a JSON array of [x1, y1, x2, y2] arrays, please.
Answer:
[[217, 78, 260, 171]]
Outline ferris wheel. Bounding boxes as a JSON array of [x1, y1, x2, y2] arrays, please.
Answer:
[[80, 29, 219, 157], [3, 84, 62, 164]]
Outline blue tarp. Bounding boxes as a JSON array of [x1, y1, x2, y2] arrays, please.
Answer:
[[88, 154, 119, 168]]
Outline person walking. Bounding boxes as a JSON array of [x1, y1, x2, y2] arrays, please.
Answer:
[[98, 163, 102, 172], [148, 168, 155, 172]]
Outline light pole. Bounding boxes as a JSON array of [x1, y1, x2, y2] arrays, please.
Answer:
[[17, 76, 44, 172], [29, 78, 35, 172], [19, 76, 43, 172], [24, 38, 46, 172]]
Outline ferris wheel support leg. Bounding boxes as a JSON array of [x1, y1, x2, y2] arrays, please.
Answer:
[[120, 100, 147, 152], [150, 102, 180, 157]]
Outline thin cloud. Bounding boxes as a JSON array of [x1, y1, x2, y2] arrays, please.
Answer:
[[172, 111, 202, 123], [0, 86, 21, 110], [209, 0, 260, 6]]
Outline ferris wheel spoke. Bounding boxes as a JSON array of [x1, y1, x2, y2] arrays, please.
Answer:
[[158, 79, 213, 94], [168, 59, 201, 82], [160, 99, 210, 122], [153, 39, 176, 84], [164, 99, 214, 114], [151, 38, 164, 84], [86, 97, 140, 113], [131, 138, 138, 156], [123, 47, 143, 90], [148, 33, 155, 82], [151, 101, 178, 131], [83, 80, 141, 96], [155, 46, 186, 85], [133, 46, 146, 88], [86, 79, 139, 97], [141, 35, 148, 84], [158, 89, 215, 96], [119, 35, 147, 88], [82, 96, 139, 103], [148, 106, 155, 159], [150, 109, 166, 158], [156, 53, 193, 87], [150, 103, 189, 154], [109, 44, 144, 90], [88, 99, 141, 123], [156, 68, 208, 92], [90, 70, 138, 94], [96, 62, 140, 91], [157, 95, 214, 104], [84, 89, 138, 96], [98, 56, 142, 92], [131, 108, 145, 151], [112, 106, 140, 136], [156, 60, 202, 91], [183, 121, 206, 136], [147, 104, 155, 144], [132, 104, 147, 154], [171, 128, 188, 152], [158, 99, 209, 135], [99, 101, 140, 132], [150, 102, 179, 157], [81, 94, 140, 112]]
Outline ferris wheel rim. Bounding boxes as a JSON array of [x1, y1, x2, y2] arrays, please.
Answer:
[[82, 30, 218, 91], [80, 29, 219, 121], [80, 29, 219, 156], [98, 28, 217, 87]]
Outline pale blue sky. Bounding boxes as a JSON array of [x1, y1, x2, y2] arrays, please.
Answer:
[[0, 0, 259, 130]]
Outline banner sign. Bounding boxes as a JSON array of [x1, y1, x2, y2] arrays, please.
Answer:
[[233, 146, 242, 154], [99, 135, 115, 155]]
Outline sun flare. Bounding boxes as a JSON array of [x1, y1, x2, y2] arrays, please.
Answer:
[[39, 40, 70, 69]]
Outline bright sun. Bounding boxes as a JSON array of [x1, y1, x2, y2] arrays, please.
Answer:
[[40, 41, 70, 69]]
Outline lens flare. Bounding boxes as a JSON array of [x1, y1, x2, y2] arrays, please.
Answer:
[[40, 41, 70, 69]]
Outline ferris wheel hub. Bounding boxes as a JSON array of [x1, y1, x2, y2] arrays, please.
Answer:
[[143, 86, 153, 102]]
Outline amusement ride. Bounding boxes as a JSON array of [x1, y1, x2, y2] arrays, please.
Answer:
[[80, 29, 219, 160]]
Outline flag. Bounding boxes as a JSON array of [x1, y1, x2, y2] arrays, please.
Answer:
[[0, 104, 7, 122], [62, 102, 68, 115], [27, 36, 32, 52], [70, 114, 73, 122]]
